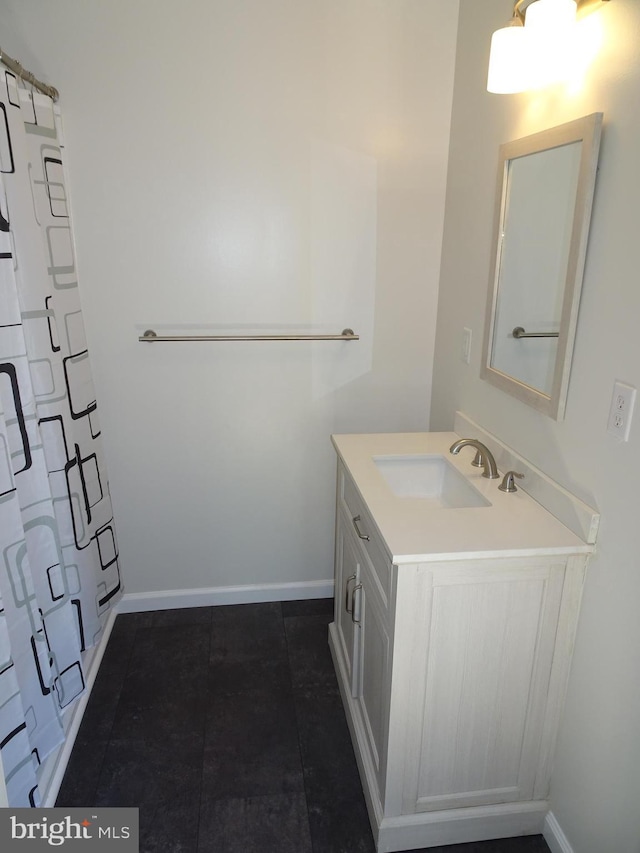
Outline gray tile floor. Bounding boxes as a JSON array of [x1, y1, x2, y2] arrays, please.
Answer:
[[56, 599, 551, 853]]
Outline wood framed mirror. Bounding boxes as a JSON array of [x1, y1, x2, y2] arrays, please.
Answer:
[[481, 113, 603, 420]]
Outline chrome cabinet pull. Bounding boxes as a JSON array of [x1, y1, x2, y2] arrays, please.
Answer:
[[351, 584, 363, 624], [345, 573, 356, 614], [352, 515, 370, 541]]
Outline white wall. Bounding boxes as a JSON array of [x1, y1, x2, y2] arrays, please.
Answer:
[[432, 2, 640, 851], [0, 0, 459, 596]]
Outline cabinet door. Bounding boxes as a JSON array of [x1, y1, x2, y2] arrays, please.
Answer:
[[403, 558, 566, 814], [334, 511, 361, 697], [354, 563, 390, 790]]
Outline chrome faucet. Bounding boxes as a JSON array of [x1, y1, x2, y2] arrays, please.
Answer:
[[449, 438, 499, 479]]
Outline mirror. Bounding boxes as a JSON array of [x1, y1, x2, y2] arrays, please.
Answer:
[[481, 113, 603, 420]]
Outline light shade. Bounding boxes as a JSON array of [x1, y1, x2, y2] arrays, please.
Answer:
[[527, 0, 578, 88], [487, 0, 579, 93], [525, 0, 577, 30], [487, 23, 535, 94]]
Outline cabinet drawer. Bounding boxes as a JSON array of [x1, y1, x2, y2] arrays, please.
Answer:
[[339, 463, 392, 608]]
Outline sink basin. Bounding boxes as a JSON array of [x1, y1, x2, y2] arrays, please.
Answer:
[[373, 454, 491, 508]]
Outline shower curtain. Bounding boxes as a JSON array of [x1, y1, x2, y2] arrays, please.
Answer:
[[0, 70, 122, 806]]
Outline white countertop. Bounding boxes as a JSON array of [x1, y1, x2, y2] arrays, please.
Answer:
[[332, 431, 594, 564]]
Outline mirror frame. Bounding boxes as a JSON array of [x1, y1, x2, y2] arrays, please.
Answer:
[[481, 113, 603, 420]]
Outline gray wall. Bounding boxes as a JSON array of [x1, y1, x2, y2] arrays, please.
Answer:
[[0, 0, 459, 597], [432, 1, 640, 850]]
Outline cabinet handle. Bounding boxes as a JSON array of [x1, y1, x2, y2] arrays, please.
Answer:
[[351, 583, 363, 623], [345, 573, 356, 614], [352, 515, 370, 541]]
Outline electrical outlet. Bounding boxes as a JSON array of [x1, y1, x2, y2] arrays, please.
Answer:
[[462, 327, 472, 364], [607, 380, 636, 441]]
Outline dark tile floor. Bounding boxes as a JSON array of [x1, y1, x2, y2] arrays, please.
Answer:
[[56, 599, 551, 853]]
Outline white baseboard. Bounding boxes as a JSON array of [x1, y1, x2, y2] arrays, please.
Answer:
[[377, 802, 547, 853], [117, 578, 335, 613], [543, 811, 575, 853], [39, 608, 119, 807]]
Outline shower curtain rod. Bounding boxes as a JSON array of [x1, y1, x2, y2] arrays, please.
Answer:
[[0, 47, 59, 102]]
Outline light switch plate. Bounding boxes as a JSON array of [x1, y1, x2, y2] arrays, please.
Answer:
[[462, 327, 472, 364]]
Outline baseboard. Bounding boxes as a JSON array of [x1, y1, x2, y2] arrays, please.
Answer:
[[117, 578, 335, 613], [39, 607, 119, 807], [543, 811, 575, 853], [376, 802, 547, 852]]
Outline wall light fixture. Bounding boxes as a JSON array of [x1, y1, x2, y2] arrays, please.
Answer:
[[487, 0, 610, 93]]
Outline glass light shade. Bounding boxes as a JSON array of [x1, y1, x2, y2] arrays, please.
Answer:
[[525, 0, 577, 31], [487, 24, 536, 94], [525, 0, 578, 89], [487, 0, 579, 94]]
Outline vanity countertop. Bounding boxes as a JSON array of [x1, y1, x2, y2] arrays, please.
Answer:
[[332, 431, 594, 564]]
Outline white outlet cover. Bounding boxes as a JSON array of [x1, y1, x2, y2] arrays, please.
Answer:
[[607, 380, 636, 442]]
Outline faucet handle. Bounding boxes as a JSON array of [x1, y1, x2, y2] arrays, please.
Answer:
[[498, 471, 525, 493]]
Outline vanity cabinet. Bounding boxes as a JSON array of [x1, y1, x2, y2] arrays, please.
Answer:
[[329, 457, 591, 853]]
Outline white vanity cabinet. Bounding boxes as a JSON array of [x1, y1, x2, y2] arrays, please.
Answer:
[[329, 437, 595, 853]]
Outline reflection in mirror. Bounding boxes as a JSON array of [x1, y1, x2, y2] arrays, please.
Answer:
[[492, 141, 581, 395], [481, 113, 603, 420]]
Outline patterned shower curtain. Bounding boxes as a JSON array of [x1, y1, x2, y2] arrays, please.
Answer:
[[0, 69, 122, 806]]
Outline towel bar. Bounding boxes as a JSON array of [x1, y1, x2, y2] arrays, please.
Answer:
[[139, 328, 359, 342]]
